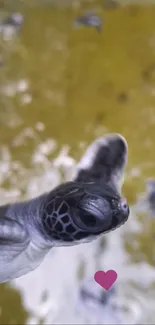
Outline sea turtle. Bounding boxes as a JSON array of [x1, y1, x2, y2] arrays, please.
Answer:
[[0, 133, 129, 283], [74, 11, 102, 33]]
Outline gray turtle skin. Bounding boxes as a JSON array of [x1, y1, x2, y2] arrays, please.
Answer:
[[0, 133, 129, 283]]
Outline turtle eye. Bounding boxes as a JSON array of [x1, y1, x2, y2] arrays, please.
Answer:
[[73, 197, 113, 233], [78, 210, 97, 228]]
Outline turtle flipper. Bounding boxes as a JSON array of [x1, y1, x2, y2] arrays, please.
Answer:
[[74, 133, 128, 192], [0, 216, 30, 262]]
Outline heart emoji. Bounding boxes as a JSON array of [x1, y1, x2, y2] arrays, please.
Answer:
[[94, 270, 117, 291]]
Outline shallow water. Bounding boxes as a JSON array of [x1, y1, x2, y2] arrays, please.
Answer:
[[1, 0, 155, 324]]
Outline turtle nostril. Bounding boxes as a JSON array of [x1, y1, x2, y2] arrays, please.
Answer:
[[122, 202, 127, 209], [120, 199, 129, 218]]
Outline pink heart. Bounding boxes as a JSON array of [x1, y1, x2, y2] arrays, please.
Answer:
[[94, 270, 118, 291]]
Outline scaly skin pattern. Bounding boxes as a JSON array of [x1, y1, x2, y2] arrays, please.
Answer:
[[0, 133, 130, 283]]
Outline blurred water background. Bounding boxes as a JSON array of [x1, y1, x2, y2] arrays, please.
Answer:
[[1, 0, 155, 324]]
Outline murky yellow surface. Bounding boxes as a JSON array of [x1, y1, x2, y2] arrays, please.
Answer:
[[1, 1, 155, 324]]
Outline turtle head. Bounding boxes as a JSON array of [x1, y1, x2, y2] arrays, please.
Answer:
[[40, 133, 129, 246], [73, 185, 129, 236], [41, 182, 129, 246]]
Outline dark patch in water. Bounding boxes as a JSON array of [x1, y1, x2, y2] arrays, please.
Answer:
[[103, 0, 120, 10], [142, 63, 155, 81], [117, 92, 129, 103]]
